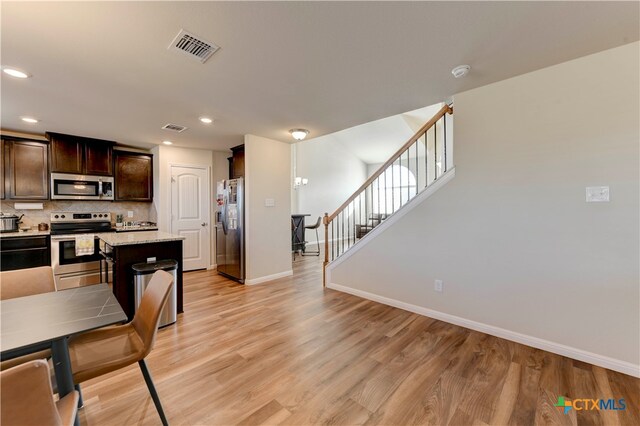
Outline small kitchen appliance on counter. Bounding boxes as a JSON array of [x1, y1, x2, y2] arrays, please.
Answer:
[[113, 221, 158, 232], [0, 213, 24, 233]]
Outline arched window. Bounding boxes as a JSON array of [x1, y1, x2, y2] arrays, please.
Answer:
[[372, 165, 416, 214]]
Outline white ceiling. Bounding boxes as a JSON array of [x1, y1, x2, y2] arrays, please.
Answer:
[[324, 103, 444, 165], [1, 1, 638, 151]]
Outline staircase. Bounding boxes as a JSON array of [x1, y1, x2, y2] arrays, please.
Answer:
[[322, 104, 453, 285]]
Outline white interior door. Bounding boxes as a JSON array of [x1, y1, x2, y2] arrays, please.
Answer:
[[171, 165, 211, 271]]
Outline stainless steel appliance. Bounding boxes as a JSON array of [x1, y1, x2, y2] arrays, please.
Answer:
[[114, 221, 158, 232], [132, 260, 178, 327], [0, 213, 24, 233], [50, 212, 113, 289], [50, 173, 114, 200], [215, 178, 245, 283]]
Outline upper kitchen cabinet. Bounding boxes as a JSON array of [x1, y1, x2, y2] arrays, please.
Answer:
[[85, 142, 113, 175], [3, 138, 49, 200], [114, 151, 153, 201], [230, 144, 245, 179], [0, 139, 4, 200], [47, 132, 114, 176]]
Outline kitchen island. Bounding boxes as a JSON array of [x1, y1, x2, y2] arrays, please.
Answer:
[[98, 231, 185, 320]]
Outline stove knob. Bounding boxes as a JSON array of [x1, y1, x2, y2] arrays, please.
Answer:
[[61, 215, 66, 219], [93, 214, 97, 218], [99, 214, 104, 217], [54, 215, 59, 219]]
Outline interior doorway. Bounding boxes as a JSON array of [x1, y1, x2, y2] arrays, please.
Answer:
[[170, 164, 211, 271]]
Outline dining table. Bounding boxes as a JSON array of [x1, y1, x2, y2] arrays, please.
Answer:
[[1, 283, 127, 425]]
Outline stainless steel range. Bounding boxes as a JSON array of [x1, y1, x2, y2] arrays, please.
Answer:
[[50, 212, 113, 290]]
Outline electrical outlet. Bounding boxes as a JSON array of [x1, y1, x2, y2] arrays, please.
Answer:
[[434, 279, 443, 292], [128, 211, 134, 217]]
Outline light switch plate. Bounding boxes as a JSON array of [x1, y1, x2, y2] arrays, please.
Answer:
[[586, 186, 609, 202], [265, 198, 275, 207]]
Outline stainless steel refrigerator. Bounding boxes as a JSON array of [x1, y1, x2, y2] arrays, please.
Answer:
[[215, 178, 245, 283]]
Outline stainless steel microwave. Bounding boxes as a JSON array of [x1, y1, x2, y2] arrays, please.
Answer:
[[50, 173, 114, 200]]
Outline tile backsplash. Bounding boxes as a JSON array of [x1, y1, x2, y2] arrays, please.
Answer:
[[0, 200, 157, 229]]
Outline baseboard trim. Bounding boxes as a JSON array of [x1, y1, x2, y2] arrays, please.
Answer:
[[207, 264, 217, 271], [245, 270, 293, 285], [327, 282, 640, 378]]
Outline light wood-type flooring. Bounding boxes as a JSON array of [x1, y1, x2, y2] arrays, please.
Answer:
[[78, 254, 639, 425]]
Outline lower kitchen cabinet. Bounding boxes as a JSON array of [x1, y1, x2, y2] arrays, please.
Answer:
[[0, 235, 51, 271]]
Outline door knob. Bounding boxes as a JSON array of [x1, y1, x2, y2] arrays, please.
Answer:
[[201, 222, 207, 226]]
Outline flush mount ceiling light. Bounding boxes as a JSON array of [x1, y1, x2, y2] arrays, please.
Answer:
[[451, 65, 471, 78], [289, 129, 309, 141], [21, 117, 39, 124], [2, 67, 31, 79], [162, 140, 173, 145], [199, 117, 213, 124]]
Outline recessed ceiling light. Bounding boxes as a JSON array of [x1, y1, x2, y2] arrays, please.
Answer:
[[162, 140, 173, 145], [2, 67, 31, 79], [21, 117, 39, 124], [451, 65, 471, 78], [289, 129, 310, 141], [199, 117, 213, 124]]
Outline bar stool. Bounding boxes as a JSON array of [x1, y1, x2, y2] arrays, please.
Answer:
[[291, 218, 299, 260], [302, 216, 321, 256]]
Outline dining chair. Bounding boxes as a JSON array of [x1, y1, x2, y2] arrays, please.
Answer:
[[0, 266, 56, 300], [0, 266, 56, 372], [1, 359, 79, 426], [65, 270, 174, 425]]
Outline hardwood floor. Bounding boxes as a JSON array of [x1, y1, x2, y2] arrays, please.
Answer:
[[78, 255, 639, 425]]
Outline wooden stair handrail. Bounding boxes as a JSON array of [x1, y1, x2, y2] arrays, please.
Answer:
[[325, 104, 452, 223]]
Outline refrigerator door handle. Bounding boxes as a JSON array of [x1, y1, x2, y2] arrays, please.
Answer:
[[221, 193, 228, 234]]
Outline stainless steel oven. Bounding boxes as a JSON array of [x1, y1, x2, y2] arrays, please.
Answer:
[[50, 173, 114, 200], [51, 235, 106, 289], [50, 212, 113, 289]]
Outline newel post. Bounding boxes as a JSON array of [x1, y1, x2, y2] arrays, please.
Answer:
[[323, 213, 329, 287]]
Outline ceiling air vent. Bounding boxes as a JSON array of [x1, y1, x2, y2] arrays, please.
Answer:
[[162, 123, 187, 133], [168, 29, 220, 64]]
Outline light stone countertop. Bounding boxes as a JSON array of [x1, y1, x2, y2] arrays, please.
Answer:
[[97, 230, 185, 247], [0, 229, 51, 238]]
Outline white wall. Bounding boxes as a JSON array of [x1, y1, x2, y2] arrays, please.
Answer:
[[330, 42, 640, 373], [153, 145, 230, 268], [295, 136, 368, 243], [244, 134, 292, 283]]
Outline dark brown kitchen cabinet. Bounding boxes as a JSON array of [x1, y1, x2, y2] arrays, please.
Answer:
[[4, 139, 49, 200], [85, 142, 112, 175], [114, 151, 153, 201], [47, 132, 114, 176], [230, 144, 244, 178], [0, 235, 51, 271], [48, 134, 83, 174], [1, 139, 5, 200]]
